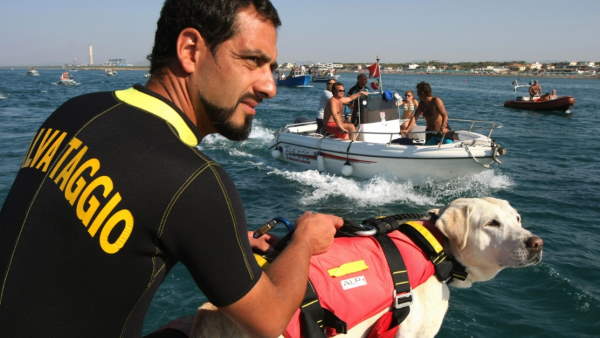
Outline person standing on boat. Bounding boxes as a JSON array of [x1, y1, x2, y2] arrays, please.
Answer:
[[316, 79, 336, 133], [323, 82, 368, 141], [347, 73, 369, 125], [404, 81, 454, 145], [399, 90, 419, 137], [60, 71, 70, 81], [0, 1, 343, 337], [529, 80, 542, 99]]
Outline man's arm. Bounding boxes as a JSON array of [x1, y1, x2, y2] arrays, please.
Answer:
[[434, 97, 449, 133], [163, 167, 342, 338], [222, 212, 343, 337], [339, 91, 368, 105], [404, 103, 423, 131]]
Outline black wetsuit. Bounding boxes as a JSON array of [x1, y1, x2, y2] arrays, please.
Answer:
[[347, 84, 367, 125], [0, 85, 261, 337]]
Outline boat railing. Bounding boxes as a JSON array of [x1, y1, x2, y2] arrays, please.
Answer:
[[282, 118, 502, 141], [448, 118, 502, 138]]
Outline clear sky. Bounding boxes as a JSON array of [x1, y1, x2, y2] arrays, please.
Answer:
[[1, 0, 598, 67]]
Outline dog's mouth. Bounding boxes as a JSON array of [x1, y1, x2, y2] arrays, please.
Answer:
[[507, 248, 543, 267]]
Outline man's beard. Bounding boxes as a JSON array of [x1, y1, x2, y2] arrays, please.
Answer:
[[199, 93, 255, 141]]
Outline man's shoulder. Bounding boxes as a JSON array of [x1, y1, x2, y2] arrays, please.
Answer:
[[348, 84, 360, 93]]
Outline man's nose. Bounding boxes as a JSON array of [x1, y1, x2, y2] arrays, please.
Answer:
[[255, 67, 277, 99]]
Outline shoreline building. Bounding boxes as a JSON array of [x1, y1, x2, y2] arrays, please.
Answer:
[[105, 58, 132, 67]]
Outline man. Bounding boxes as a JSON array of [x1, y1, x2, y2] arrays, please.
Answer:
[[323, 82, 367, 141], [529, 80, 542, 98], [403, 81, 453, 145], [0, 1, 342, 337], [347, 73, 369, 124]]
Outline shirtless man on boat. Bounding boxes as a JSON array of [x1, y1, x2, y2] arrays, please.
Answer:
[[403, 81, 453, 145], [323, 82, 367, 141]]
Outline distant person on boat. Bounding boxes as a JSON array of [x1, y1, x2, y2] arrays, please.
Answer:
[[404, 81, 455, 145], [539, 89, 558, 102], [399, 90, 419, 136], [316, 79, 336, 132], [60, 71, 70, 81], [348, 73, 369, 124], [323, 82, 368, 141], [529, 80, 542, 99], [0, 1, 343, 338]]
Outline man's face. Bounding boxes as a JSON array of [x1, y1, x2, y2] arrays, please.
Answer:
[[334, 86, 345, 98], [191, 6, 278, 140], [358, 76, 367, 87]]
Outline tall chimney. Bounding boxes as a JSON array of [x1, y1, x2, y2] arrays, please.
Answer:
[[88, 45, 94, 65]]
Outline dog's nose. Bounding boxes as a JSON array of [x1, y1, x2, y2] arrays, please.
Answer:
[[525, 236, 544, 251]]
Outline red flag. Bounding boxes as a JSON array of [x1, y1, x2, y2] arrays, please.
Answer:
[[367, 62, 380, 78]]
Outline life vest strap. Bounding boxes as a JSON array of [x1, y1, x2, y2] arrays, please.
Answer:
[[299, 280, 347, 337], [398, 221, 467, 282], [375, 234, 411, 329]]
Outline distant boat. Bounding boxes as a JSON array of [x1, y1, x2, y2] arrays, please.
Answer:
[[504, 80, 575, 113], [26, 68, 40, 76], [310, 63, 339, 82], [105, 69, 118, 76], [56, 71, 79, 86], [276, 66, 312, 87]]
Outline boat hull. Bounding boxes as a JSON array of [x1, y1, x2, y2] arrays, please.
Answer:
[[504, 96, 575, 111], [274, 122, 501, 183], [277, 75, 312, 87]]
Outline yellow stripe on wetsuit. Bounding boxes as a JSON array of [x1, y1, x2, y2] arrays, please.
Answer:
[[115, 87, 198, 147]]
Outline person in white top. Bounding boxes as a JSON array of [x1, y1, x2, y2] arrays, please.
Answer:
[[316, 80, 336, 132]]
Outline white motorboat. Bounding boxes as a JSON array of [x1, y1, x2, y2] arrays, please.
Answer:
[[26, 68, 40, 76], [271, 94, 506, 183], [56, 72, 79, 86], [105, 69, 118, 76]]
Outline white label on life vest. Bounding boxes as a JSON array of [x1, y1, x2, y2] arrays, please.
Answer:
[[341, 275, 367, 290]]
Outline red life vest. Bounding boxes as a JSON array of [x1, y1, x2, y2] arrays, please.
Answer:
[[283, 222, 436, 337]]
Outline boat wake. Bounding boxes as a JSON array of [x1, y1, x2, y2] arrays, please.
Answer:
[[267, 168, 513, 208], [0, 92, 6, 100], [201, 120, 275, 148]]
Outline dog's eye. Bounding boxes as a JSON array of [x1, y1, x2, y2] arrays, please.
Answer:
[[516, 215, 521, 223], [486, 219, 501, 227]]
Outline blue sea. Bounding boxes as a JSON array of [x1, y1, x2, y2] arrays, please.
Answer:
[[0, 69, 599, 337]]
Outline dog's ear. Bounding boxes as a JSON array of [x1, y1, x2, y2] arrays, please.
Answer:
[[436, 204, 471, 251], [427, 208, 441, 216], [191, 303, 249, 338]]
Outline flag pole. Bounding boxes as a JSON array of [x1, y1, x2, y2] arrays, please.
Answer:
[[376, 56, 383, 92]]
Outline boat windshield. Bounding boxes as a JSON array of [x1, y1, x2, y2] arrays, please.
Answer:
[[358, 93, 399, 123]]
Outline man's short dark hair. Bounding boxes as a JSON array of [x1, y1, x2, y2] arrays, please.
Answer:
[[332, 82, 344, 92], [357, 73, 367, 80], [149, 0, 281, 74], [416, 81, 432, 96]]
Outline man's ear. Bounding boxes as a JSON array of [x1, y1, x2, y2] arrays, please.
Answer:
[[176, 28, 207, 74]]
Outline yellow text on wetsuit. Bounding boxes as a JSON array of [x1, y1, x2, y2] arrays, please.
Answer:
[[21, 128, 134, 254]]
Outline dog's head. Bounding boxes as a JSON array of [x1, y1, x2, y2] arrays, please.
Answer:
[[431, 197, 543, 288]]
